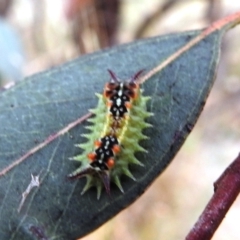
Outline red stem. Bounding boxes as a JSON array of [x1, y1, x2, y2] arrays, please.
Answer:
[[186, 153, 240, 240]]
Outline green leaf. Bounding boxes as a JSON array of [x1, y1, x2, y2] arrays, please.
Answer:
[[0, 25, 232, 239]]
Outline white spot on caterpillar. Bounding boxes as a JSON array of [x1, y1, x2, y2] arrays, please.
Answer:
[[118, 90, 123, 96], [116, 98, 121, 106]]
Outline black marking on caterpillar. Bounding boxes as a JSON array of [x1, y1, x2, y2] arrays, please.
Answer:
[[68, 70, 152, 199]]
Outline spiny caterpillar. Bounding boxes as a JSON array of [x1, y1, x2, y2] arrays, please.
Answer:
[[68, 70, 152, 199]]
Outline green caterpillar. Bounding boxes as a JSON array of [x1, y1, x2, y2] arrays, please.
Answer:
[[68, 70, 152, 199]]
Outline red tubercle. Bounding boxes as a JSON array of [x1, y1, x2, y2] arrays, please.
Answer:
[[107, 158, 115, 169], [94, 140, 102, 148], [132, 92, 139, 100], [104, 86, 117, 100], [126, 86, 139, 100], [103, 89, 110, 98], [87, 152, 96, 162], [107, 101, 112, 107], [112, 144, 121, 154], [125, 102, 132, 109], [104, 85, 115, 94]]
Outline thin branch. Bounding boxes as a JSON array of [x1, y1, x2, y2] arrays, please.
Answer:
[[134, 0, 179, 39], [185, 153, 240, 240]]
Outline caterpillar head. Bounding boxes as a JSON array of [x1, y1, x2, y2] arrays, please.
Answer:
[[68, 163, 111, 196]]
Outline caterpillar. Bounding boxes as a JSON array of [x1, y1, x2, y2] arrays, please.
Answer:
[[68, 70, 152, 199]]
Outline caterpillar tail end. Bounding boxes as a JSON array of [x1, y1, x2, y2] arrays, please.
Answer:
[[99, 171, 111, 197]]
